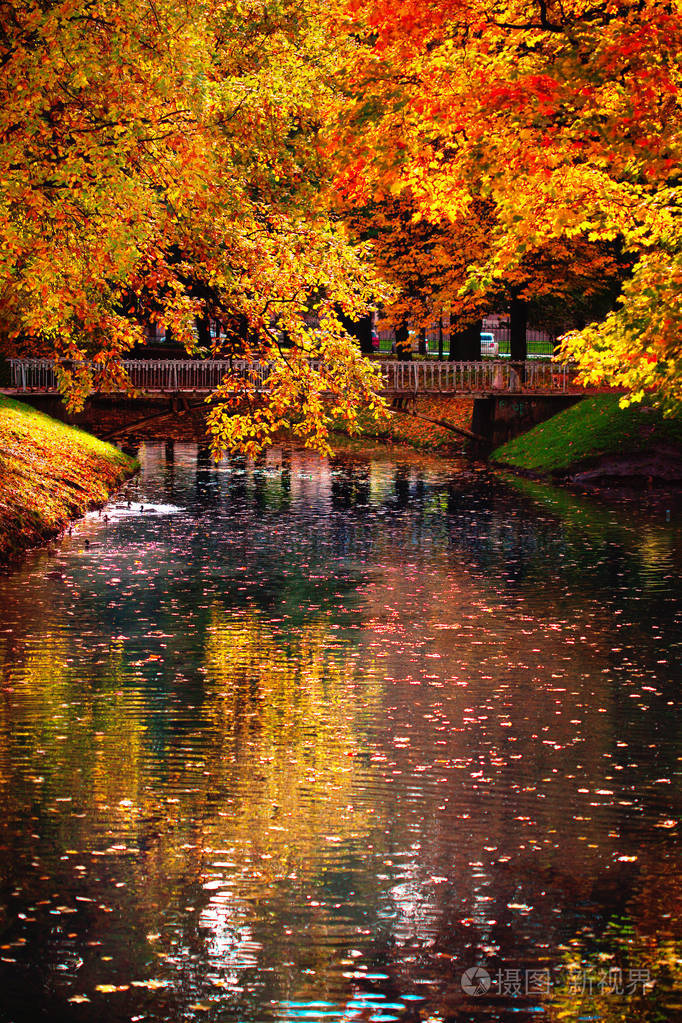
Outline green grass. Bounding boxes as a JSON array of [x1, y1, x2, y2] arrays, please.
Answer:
[[0, 396, 138, 562], [378, 338, 554, 357], [491, 395, 682, 473]]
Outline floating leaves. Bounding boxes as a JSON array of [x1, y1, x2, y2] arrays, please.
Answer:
[[1, 441, 681, 1023]]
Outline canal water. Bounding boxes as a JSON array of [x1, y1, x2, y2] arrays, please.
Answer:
[[0, 442, 680, 1023]]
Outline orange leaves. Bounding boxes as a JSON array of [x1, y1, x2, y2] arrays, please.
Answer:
[[330, 0, 682, 406], [205, 324, 388, 459], [0, 0, 397, 451], [1, 0, 223, 348]]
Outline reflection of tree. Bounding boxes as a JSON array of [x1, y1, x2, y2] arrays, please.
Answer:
[[499, 473, 681, 597], [0, 632, 149, 830], [549, 853, 682, 1022], [329, 456, 370, 509], [0, 607, 387, 1018], [393, 467, 411, 509], [1, 443, 681, 1021], [202, 605, 381, 876]]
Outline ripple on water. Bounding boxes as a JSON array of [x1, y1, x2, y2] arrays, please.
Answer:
[[0, 440, 679, 1023]]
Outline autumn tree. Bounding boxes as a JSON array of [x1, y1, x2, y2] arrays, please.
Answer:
[[338, 181, 625, 363], [339, 189, 484, 358], [332, 0, 682, 407], [0, 0, 389, 454]]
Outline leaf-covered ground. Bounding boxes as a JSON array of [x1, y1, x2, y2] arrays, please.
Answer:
[[348, 396, 475, 451], [0, 397, 137, 562], [492, 395, 682, 474]]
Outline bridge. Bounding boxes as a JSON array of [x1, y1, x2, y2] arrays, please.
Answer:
[[5, 357, 585, 397]]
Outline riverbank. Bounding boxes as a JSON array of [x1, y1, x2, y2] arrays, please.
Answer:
[[0, 396, 138, 564], [491, 395, 682, 485], [344, 396, 476, 451]]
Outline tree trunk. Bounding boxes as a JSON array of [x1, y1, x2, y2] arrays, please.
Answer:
[[509, 296, 527, 361], [339, 311, 374, 355], [395, 321, 412, 360], [196, 316, 210, 348], [438, 317, 443, 361], [448, 325, 458, 361], [450, 318, 482, 361], [419, 327, 427, 357]]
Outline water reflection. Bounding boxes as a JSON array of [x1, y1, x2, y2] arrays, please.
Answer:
[[0, 442, 680, 1023]]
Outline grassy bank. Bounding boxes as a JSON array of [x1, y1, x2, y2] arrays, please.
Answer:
[[491, 395, 682, 476], [0, 396, 137, 563]]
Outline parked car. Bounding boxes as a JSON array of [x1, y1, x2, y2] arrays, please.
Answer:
[[480, 331, 499, 356]]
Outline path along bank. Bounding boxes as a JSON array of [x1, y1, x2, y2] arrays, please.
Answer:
[[0, 396, 137, 565]]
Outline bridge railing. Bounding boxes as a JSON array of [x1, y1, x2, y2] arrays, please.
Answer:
[[378, 360, 575, 393], [8, 358, 577, 394], [10, 358, 59, 392], [332, 359, 575, 393], [8, 358, 258, 394]]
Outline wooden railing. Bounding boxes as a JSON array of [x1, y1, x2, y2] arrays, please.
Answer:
[[8, 358, 578, 395]]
